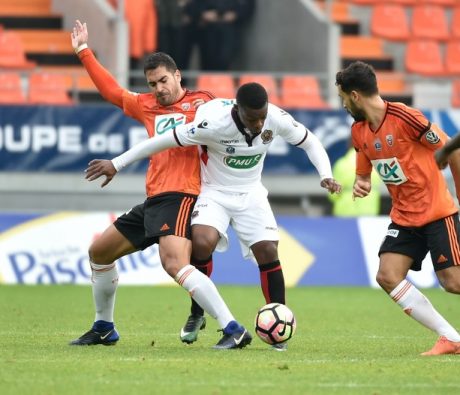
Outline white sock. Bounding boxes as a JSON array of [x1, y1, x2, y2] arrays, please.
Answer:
[[90, 261, 119, 323], [390, 279, 460, 342], [175, 265, 234, 329]]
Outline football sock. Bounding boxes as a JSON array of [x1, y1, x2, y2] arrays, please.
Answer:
[[390, 279, 460, 342], [175, 264, 234, 329], [90, 261, 118, 324], [189, 255, 213, 316], [258, 260, 285, 304]]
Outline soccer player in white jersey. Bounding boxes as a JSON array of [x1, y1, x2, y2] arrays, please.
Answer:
[[86, 83, 341, 350]]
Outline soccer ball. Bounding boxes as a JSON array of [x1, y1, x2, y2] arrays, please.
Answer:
[[254, 303, 296, 345]]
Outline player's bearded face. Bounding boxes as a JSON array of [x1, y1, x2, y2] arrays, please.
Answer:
[[146, 67, 182, 106], [346, 100, 366, 122]]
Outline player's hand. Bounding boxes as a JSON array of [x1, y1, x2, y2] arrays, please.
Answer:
[[352, 178, 371, 200], [434, 148, 449, 170], [85, 159, 117, 188], [320, 178, 342, 194], [71, 20, 88, 50]]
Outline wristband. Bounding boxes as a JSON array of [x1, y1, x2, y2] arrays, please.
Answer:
[[75, 43, 88, 54]]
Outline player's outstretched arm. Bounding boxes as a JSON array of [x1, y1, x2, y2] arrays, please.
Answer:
[[111, 129, 187, 171], [435, 132, 460, 170], [70, 20, 124, 107]]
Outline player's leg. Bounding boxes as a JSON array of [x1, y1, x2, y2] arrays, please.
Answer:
[[70, 204, 151, 346], [180, 224, 221, 343], [179, 192, 231, 343], [378, 220, 460, 355], [232, 188, 285, 305], [150, 193, 250, 349]]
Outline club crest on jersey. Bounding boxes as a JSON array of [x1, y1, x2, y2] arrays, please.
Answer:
[[374, 139, 382, 151], [226, 146, 235, 154], [261, 130, 273, 144], [385, 135, 393, 147], [181, 103, 191, 111], [425, 130, 440, 144]]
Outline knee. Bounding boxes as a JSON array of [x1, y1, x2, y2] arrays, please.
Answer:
[[253, 241, 278, 264], [376, 270, 400, 293], [192, 234, 214, 260], [440, 278, 460, 294]]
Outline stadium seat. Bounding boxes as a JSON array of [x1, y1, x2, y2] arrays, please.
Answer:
[[445, 41, 460, 75], [370, 4, 410, 41], [28, 72, 74, 105], [405, 40, 445, 76], [0, 30, 36, 69], [452, 80, 460, 108], [411, 5, 450, 41], [239, 74, 281, 106], [340, 36, 386, 58], [452, 6, 460, 39], [375, 72, 407, 95], [386, 0, 417, 4], [14, 29, 73, 54], [196, 74, 235, 99], [0, 72, 27, 104], [0, 0, 52, 16], [419, 0, 456, 5], [280, 75, 329, 109]]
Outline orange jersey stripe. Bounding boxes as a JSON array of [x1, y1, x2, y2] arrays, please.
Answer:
[[446, 216, 460, 265]]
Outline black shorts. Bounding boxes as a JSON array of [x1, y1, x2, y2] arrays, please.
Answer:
[[379, 214, 460, 272], [113, 192, 197, 250]]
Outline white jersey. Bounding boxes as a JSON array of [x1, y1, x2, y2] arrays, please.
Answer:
[[175, 99, 311, 192]]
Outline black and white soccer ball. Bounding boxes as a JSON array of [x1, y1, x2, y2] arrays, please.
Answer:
[[254, 303, 296, 345]]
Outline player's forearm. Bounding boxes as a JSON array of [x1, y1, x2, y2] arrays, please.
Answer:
[[111, 133, 179, 171], [300, 131, 333, 180], [77, 48, 124, 107]]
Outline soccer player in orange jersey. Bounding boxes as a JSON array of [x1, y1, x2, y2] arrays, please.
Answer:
[[68, 20, 251, 349], [336, 61, 460, 356]]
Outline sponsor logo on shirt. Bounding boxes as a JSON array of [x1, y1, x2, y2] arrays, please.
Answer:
[[224, 154, 262, 169], [371, 157, 408, 185], [387, 229, 399, 238], [220, 139, 240, 144], [425, 130, 440, 144], [374, 138, 382, 151], [154, 113, 186, 135]]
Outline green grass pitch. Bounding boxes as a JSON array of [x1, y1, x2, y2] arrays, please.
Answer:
[[1, 285, 460, 395]]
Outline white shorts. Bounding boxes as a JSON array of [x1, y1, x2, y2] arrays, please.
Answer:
[[191, 186, 279, 259]]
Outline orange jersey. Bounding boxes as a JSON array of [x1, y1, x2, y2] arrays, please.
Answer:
[[352, 101, 457, 227], [78, 48, 214, 197]]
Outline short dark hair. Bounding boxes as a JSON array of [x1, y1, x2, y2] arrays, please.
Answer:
[[236, 82, 268, 109], [335, 61, 378, 96], [143, 52, 178, 75]]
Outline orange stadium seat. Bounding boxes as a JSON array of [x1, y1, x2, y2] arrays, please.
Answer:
[[341, 35, 386, 57], [0, 30, 36, 69], [196, 74, 235, 98], [370, 4, 410, 41], [375, 72, 407, 95], [445, 41, 460, 75], [28, 73, 74, 105], [411, 5, 450, 41], [452, 80, 460, 108], [452, 6, 460, 39], [239, 74, 281, 106], [280, 75, 329, 109], [386, 0, 417, 5], [14, 29, 73, 54], [0, 0, 52, 16], [405, 40, 445, 76], [0, 72, 27, 104], [420, 0, 456, 5]]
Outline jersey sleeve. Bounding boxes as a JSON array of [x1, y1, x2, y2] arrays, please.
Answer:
[[351, 125, 373, 176], [273, 107, 309, 145]]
